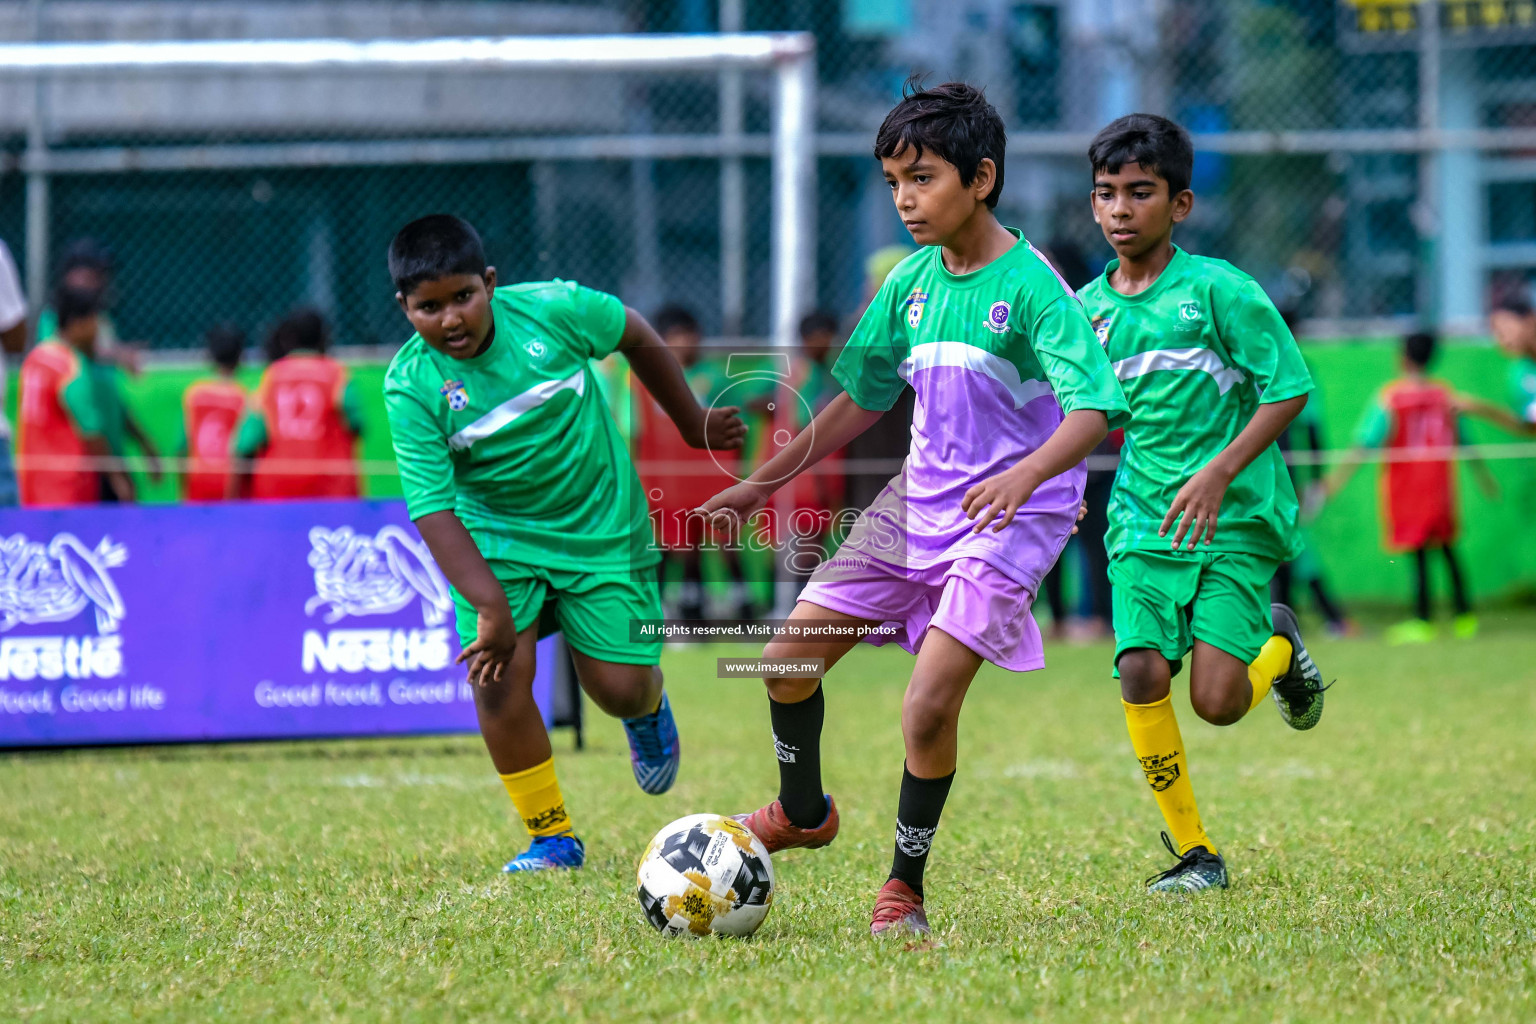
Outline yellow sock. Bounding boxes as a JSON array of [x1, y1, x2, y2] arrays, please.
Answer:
[[1123, 696, 1216, 856], [1246, 635, 1293, 712], [499, 758, 574, 838]]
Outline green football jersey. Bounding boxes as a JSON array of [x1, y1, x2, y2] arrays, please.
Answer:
[[384, 280, 657, 573], [1079, 246, 1314, 561]]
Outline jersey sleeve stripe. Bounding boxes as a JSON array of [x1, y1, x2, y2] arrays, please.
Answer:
[[1026, 242, 1078, 300], [448, 368, 586, 451], [1110, 347, 1248, 396], [898, 340, 1055, 409]]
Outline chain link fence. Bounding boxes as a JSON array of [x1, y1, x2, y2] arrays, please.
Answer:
[[0, 0, 1533, 349]]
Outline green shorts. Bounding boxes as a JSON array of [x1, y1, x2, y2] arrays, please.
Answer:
[[1109, 549, 1279, 677], [453, 562, 663, 666]]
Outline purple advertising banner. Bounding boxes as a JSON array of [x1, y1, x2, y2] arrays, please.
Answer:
[[0, 500, 555, 747]]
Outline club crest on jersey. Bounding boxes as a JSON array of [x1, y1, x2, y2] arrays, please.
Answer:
[[524, 338, 549, 361], [1179, 301, 1202, 322], [1091, 315, 1113, 347], [985, 300, 1011, 334], [440, 379, 469, 411], [905, 290, 928, 329]]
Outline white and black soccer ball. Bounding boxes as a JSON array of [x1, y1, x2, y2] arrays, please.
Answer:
[[636, 813, 775, 938]]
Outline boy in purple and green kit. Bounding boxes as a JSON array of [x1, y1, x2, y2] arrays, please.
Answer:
[[701, 82, 1129, 937]]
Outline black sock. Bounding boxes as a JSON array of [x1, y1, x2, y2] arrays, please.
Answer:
[[770, 684, 826, 829], [888, 763, 955, 900]]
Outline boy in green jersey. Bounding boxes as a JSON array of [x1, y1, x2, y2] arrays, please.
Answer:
[[383, 215, 746, 873], [1078, 115, 1330, 893], [1464, 294, 1536, 435]]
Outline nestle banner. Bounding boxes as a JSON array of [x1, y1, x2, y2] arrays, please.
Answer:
[[0, 500, 556, 747]]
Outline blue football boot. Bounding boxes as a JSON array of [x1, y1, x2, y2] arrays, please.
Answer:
[[622, 690, 682, 795], [502, 833, 585, 873]]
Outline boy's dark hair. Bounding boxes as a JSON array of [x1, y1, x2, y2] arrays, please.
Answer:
[[1089, 113, 1195, 197], [1404, 330, 1437, 369], [266, 308, 329, 362], [874, 79, 1007, 209], [653, 304, 701, 338], [204, 323, 246, 372], [54, 285, 101, 331], [1493, 292, 1533, 318], [388, 214, 487, 296], [59, 237, 114, 276], [799, 310, 839, 337]]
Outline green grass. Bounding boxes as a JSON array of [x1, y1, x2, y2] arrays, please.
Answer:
[[4, 612, 1535, 1022]]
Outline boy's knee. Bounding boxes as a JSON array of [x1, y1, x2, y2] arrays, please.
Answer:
[[901, 691, 957, 749], [585, 663, 661, 718], [472, 666, 531, 716], [1190, 687, 1246, 726], [1117, 650, 1170, 704], [761, 639, 822, 703]]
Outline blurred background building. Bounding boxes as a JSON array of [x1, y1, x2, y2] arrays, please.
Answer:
[[1, 0, 1534, 350]]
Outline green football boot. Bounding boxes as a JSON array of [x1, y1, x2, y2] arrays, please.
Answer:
[[1269, 603, 1328, 731]]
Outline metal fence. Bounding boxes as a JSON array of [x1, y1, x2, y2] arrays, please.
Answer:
[[0, 0, 1534, 350]]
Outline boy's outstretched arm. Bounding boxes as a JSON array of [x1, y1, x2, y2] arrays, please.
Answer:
[[963, 409, 1109, 534], [1163, 394, 1308, 550], [413, 510, 517, 687], [1452, 393, 1536, 436], [617, 308, 746, 452], [698, 390, 884, 527]]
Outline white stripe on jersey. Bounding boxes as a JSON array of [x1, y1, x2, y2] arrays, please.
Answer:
[[1110, 347, 1248, 396], [898, 341, 1056, 409], [448, 369, 585, 450], [1026, 241, 1079, 300]]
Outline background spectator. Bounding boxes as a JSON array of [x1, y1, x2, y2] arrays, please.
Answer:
[[234, 308, 362, 500], [0, 236, 28, 506]]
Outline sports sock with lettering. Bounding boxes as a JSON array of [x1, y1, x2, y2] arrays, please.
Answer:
[[499, 757, 574, 838], [887, 763, 954, 900], [769, 683, 827, 829], [1123, 696, 1215, 855]]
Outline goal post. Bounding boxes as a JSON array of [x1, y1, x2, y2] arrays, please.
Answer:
[[0, 31, 818, 354]]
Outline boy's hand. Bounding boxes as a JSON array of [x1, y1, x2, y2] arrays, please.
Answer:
[[696, 480, 771, 530], [1161, 464, 1232, 550], [681, 404, 747, 452], [962, 464, 1043, 535], [1072, 500, 1087, 535], [457, 605, 517, 687]]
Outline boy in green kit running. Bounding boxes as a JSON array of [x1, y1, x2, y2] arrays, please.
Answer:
[[1078, 115, 1331, 893], [384, 215, 746, 873]]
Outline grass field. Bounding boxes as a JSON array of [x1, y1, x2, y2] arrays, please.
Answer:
[[4, 610, 1535, 1022]]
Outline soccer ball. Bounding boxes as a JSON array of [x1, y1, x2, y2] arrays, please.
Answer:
[[636, 813, 775, 938]]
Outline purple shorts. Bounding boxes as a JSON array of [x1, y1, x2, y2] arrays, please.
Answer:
[[798, 554, 1045, 672]]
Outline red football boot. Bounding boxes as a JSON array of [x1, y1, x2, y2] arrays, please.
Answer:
[[733, 795, 839, 854], [870, 878, 929, 937]]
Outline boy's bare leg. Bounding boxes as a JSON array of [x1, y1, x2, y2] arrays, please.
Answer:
[[570, 650, 679, 796], [569, 652, 663, 719], [1117, 646, 1221, 879], [738, 601, 872, 847], [472, 621, 587, 871], [901, 627, 984, 778], [871, 627, 984, 936], [472, 621, 547, 775], [1188, 640, 1252, 726]]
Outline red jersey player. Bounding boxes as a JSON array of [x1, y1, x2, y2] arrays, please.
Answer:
[[16, 287, 134, 506], [180, 324, 246, 502], [233, 308, 363, 500], [1327, 331, 1497, 642]]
